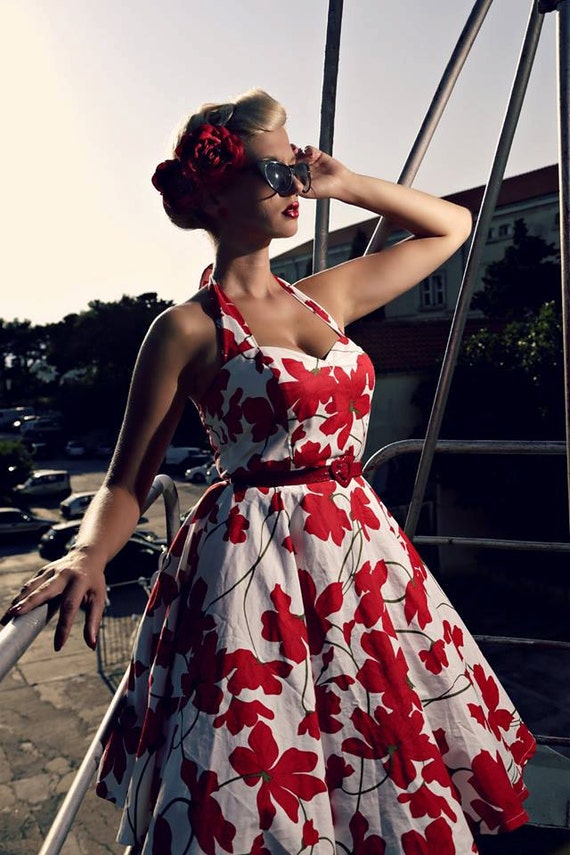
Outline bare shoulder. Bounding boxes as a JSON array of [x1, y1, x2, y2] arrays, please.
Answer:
[[147, 292, 216, 357]]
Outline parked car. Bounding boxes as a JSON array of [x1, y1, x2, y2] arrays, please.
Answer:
[[65, 440, 87, 458], [0, 406, 35, 431], [21, 416, 63, 438], [38, 520, 81, 559], [59, 491, 96, 519], [164, 445, 212, 472], [14, 469, 71, 499], [38, 523, 166, 581], [0, 507, 57, 539], [184, 462, 221, 485], [11, 413, 38, 432]]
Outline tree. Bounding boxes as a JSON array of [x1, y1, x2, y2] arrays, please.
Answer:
[[472, 218, 560, 320]]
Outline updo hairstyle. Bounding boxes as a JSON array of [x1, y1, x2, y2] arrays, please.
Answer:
[[160, 89, 286, 231]]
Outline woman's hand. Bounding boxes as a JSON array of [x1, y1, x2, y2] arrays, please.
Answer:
[[293, 144, 351, 201], [1, 550, 108, 651]]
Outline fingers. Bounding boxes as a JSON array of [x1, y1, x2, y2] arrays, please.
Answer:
[[4, 569, 66, 620], [83, 587, 107, 651], [53, 582, 85, 652]]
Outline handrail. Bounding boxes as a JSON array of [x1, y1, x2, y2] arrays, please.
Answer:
[[0, 474, 180, 684]]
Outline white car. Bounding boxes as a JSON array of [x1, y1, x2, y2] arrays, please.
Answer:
[[184, 463, 221, 485], [65, 440, 87, 457], [60, 491, 96, 519]]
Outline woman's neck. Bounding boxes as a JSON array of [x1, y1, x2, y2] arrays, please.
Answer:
[[213, 244, 274, 298]]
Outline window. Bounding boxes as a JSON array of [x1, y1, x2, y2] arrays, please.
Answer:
[[498, 223, 512, 238], [420, 273, 446, 310], [488, 227, 496, 241]]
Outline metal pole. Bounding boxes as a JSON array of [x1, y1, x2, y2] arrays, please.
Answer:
[[404, 1, 545, 538], [366, 0, 495, 255], [313, 0, 344, 274], [142, 473, 180, 546], [555, 0, 570, 527]]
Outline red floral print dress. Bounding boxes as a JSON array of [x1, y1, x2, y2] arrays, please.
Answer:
[[96, 277, 535, 854]]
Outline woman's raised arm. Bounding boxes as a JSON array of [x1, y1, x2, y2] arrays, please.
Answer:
[[295, 147, 472, 325]]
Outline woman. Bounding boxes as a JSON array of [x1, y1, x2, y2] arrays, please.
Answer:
[[4, 90, 534, 853]]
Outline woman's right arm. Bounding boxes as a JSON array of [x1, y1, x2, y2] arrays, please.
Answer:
[[1, 302, 214, 651]]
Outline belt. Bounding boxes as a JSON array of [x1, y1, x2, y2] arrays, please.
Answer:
[[230, 456, 362, 489]]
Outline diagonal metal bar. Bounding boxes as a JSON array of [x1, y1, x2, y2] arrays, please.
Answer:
[[555, 0, 570, 527], [404, 1, 545, 538], [366, 0, 495, 255], [313, 0, 344, 274]]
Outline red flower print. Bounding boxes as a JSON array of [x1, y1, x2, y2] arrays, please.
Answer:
[[343, 706, 439, 789], [349, 486, 381, 540], [301, 482, 351, 546], [298, 568, 343, 654], [146, 569, 178, 616], [292, 439, 332, 468], [279, 359, 336, 420], [190, 483, 223, 524], [510, 723, 535, 766], [298, 709, 321, 739], [152, 816, 172, 853], [356, 630, 417, 715], [314, 684, 343, 733], [179, 758, 236, 854], [268, 490, 285, 514], [320, 365, 371, 448], [443, 619, 464, 654], [181, 631, 226, 715], [213, 697, 274, 735], [228, 721, 326, 830], [468, 749, 525, 832], [96, 703, 140, 789], [468, 664, 514, 740], [404, 571, 432, 630], [397, 782, 458, 822], [302, 819, 319, 846], [349, 812, 386, 855], [261, 584, 308, 663], [174, 578, 216, 656], [224, 505, 250, 543], [401, 816, 455, 854], [281, 535, 296, 553], [353, 559, 388, 627], [224, 387, 244, 443], [223, 648, 293, 695], [419, 639, 449, 675], [251, 834, 271, 855], [325, 753, 354, 791], [242, 395, 280, 442]]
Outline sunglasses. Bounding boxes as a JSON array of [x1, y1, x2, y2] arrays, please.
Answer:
[[254, 158, 312, 197]]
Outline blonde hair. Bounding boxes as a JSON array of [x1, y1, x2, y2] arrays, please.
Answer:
[[165, 89, 287, 232]]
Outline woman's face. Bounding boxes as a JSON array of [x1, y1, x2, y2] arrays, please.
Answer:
[[214, 126, 302, 246]]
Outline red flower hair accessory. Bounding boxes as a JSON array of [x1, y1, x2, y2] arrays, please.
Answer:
[[151, 123, 246, 214]]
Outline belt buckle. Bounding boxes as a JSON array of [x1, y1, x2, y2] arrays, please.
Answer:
[[329, 457, 352, 487]]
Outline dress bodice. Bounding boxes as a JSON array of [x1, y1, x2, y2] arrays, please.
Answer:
[[197, 277, 376, 480]]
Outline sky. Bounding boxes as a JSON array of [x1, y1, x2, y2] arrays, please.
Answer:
[[0, 0, 561, 326]]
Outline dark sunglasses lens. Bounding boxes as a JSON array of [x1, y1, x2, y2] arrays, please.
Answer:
[[293, 162, 311, 191], [262, 161, 292, 195]]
